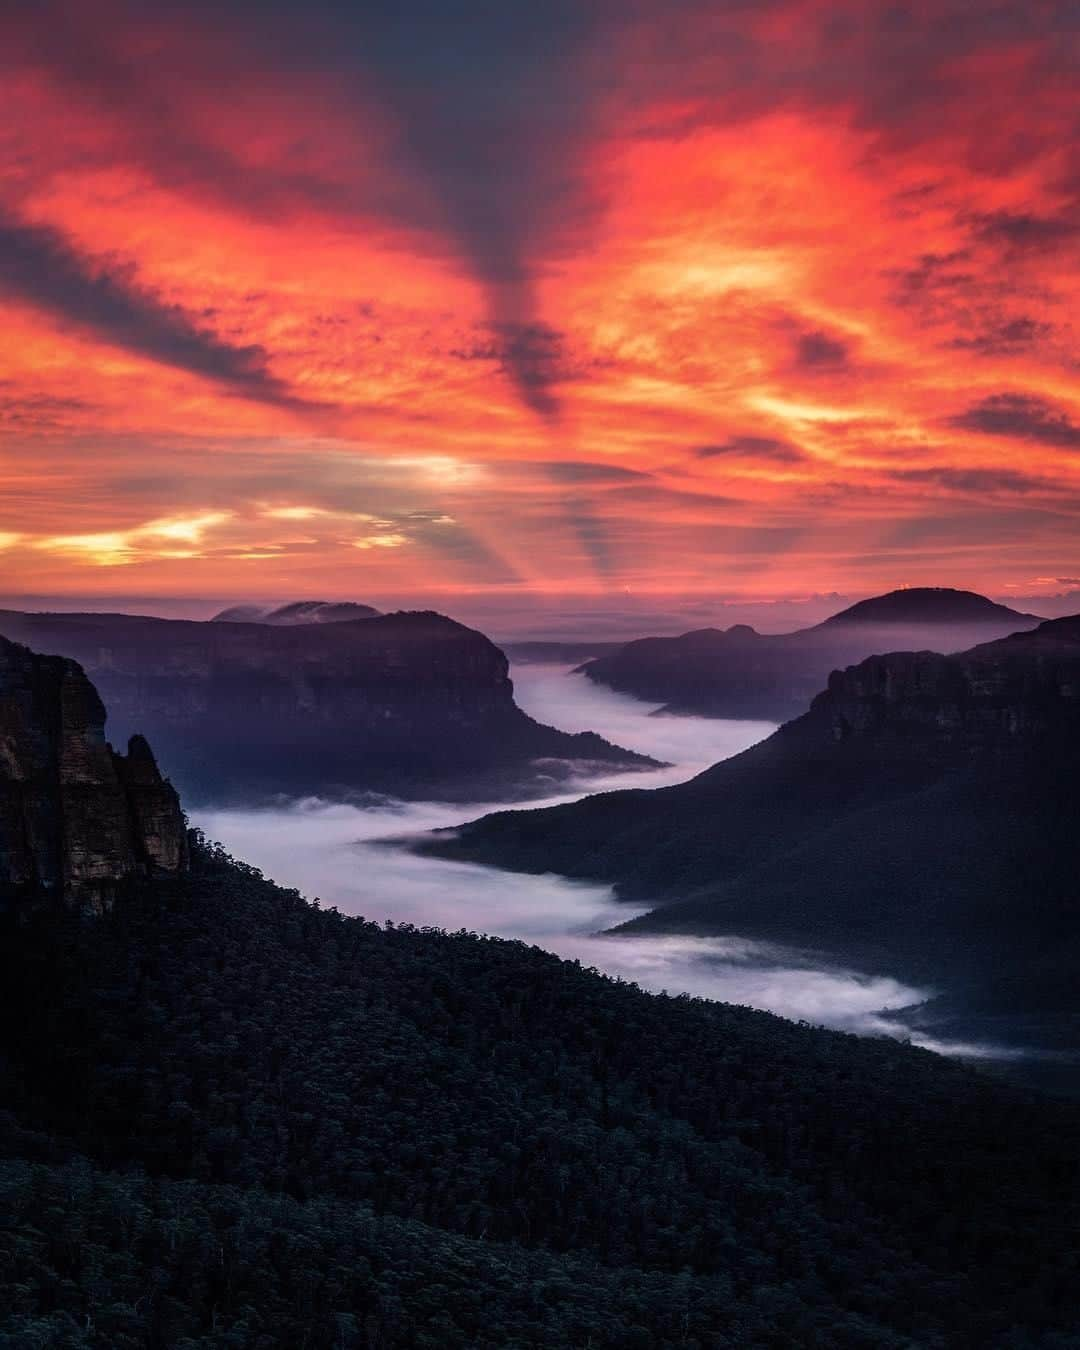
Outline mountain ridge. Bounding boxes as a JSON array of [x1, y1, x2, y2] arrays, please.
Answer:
[[577, 586, 1044, 719], [2, 628, 1079, 1343], [815, 585, 1039, 627], [0, 607, 657, 804], [427, 615, 1080, 1059]]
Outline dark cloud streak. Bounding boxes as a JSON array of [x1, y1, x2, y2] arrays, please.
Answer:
[[949, 394, 1080, 449], [950, 316, 1052, 356], [795, 329, 849, 369], [450, 323, 580, 420], [0, 211, 305, 409], [891, 466, 1050, 495], [972, 211, 1079, 254], [697, 437, 804, 463], [310, 1, 604, 423]]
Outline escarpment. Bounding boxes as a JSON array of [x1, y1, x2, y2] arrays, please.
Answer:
[[0, 609, 656, 802], [424, 617, 1080, 1051], [817, 614, 1080, 750], [0, 635, 187, 911]]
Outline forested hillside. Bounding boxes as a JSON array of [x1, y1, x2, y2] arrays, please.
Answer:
[[2, 836, 1078, 1347]]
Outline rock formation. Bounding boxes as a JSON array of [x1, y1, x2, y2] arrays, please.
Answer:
[[0, 635, 187, 911], [0, 609, 656, 803], [437, 614, 1080, 886], [820, 614, 1080, 748]]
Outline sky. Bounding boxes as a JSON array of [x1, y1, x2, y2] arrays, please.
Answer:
[[1, 0, 1078, 606]]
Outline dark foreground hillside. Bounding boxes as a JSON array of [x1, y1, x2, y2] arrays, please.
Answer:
[[2, 838, 1079, 1348]]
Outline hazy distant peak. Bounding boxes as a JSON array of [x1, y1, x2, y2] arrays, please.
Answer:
[[659, 624, 761, 644], [265, 600, 382, 624], [210, 604, 269, 623], [820, 587, 1034, 627], [211, 600, 381, 625]]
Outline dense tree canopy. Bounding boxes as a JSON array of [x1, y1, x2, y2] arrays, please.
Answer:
[[2, 834, 1078, 1347]]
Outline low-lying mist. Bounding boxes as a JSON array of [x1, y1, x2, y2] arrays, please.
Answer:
[[193, 664, 1019, 1060], [511, 664, 776, 786], [195, 797, 940, 1040]]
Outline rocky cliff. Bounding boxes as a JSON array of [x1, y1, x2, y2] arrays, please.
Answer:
[[0, 609, 655, 803], [0, 635, 187, 911], [820, 614, 1080, 748], [438, 615, 1080, 887], [427, 617, 1080, 1057]]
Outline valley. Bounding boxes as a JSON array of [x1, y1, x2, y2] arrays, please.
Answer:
[[196, 662, 1042, 1065]]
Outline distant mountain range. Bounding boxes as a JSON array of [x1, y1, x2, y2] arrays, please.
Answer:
[[0, 608, 655, 804], [429, 614, 1080, 1065], [211, 600, 382, 624], [577, 587, 1042, 720]]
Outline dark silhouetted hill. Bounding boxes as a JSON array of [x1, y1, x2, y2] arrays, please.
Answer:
[[817, 586, 1036, 627], [3, 835, 1079, 1345], [431, 616, 1080, 1059], [577, 587, 1042, 719], [212, 599, 382, 624], [0, 609, 656, 804]]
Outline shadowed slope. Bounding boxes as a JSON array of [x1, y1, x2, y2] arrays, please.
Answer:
[[2, 837, 1078, 1344], [0, 609, 657, 804], [429, 616, 1080, 1054], [577, 587, 1043, 719]]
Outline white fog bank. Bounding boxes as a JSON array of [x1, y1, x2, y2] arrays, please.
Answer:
[[510, 663, 775, 787], [194, 797, 934, 1042]]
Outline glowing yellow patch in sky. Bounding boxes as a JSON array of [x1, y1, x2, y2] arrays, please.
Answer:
[[354, 533, 408, 550], [261, 506, 327, 521], [34, 512, 233, 566], [748, 395, 879, 425]]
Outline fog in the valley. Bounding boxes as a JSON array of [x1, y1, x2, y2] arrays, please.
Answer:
[[510, 664, 777, 787], [194, 664, 1014, 1059]]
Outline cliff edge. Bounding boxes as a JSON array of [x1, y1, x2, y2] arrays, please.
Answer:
[[0, 635, 187, 911]]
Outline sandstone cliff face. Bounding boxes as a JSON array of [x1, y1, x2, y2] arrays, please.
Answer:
[[114, 734, 190, 874], [817, 615, 1080, 750], [0, 636, 187, 911]]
